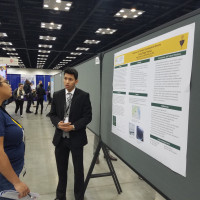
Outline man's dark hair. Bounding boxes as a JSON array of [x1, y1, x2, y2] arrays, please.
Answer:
[[64, 68, 78, 80], [18, 83, 23, 87]]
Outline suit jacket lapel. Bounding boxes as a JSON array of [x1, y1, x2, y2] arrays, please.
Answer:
[[70, 88, 80, 112], [60, 89, 66, 119]]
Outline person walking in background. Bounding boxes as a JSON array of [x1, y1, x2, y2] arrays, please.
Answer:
[[47, 82, 52, 104], [36, 80, 42, 90], [13, 83, 25, 118], [0, 75, 30, 198], [35, 83, 46, 115], [49, 68, 92, 200], [30, 83, 36, 106], [24, 79, 32, 113]]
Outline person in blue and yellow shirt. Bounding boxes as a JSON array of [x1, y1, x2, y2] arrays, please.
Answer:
[[0, 75, 30, 198]]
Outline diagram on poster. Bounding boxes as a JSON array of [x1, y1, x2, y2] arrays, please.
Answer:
[[112, 23, 195, 176]]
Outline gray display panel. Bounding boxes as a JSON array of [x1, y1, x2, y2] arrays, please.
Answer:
[[101, 11, 200, 200], [74, 57, 100, 135]]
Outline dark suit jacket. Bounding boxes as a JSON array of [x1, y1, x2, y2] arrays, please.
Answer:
[[49, 88, 92, 148], [36, 87, 46, 100]]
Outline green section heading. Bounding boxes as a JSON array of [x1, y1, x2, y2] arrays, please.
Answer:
[[154, 50, 186, 61], [115, 64, 128, 69], [130, 59, 150, 66], [113, 91, 126, 95], [150, 135, 180, 150], [129, 92, 148, 97], [151, 103, 182, 111]]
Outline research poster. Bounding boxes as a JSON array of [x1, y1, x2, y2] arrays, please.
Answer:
[[112, 23, 195, 176], [21, 75, 36, 88], [0, 65, 7, 79]]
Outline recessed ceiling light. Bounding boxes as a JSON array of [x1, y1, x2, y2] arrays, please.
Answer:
[[39, 36, 56, 41], [0, 42, 12, 45], [41, 22, 62, 30], [2, 48, 16, 51], [96, 28, 117, 35], [84, 40, 100, 44], [76, 47, 89, 51], [70, 52, 82, 55], [7, 53, 18, 55], [66, 56, 76, 59], [114, 8, 144, 19], [38, 50, 51, 53], [0, 32, 8, 37], [38, 44, 52, 48], [44, 4, 49, 8], [43, 0, 72, 12], [38, 54, 48, 57]]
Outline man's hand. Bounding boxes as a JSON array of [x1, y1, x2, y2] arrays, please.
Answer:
[[14, 181, 30, 198], [62, 125, 74, 132], [58, 121, 74, 132]]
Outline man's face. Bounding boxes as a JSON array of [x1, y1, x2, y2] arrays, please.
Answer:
[[64, 73, 78, 92]]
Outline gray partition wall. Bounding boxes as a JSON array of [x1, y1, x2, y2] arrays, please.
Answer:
[[54, 72, 63, 92], [101, 10, 200, 200], [74, 57, 100, 135]]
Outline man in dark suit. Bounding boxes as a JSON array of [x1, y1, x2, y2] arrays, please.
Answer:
[[49, 68, 92, 200]]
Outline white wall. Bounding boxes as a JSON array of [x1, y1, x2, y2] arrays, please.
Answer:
[[7, 68, 62, 75]]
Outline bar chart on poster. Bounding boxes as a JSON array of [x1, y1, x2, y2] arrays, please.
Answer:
[[112, 23, 195, 176]]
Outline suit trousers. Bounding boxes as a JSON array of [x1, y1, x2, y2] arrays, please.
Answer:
[[26, 99, 32, 112], [35, 99, 44, 114], [55, 137, 84, 200]]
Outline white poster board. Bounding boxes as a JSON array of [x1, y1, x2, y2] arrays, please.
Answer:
[[0, 64, 7, 79], [112, 23, 195, 176], [21, 75, 36, 88]]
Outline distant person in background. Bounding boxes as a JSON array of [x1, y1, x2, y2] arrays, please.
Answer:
[[47, 82, 52, 104], [13, 83, 25, 118], [0, 75, 30, 198], [30, 83, 36, 106], [36, 80, 42, 90], [24, 79, 32, 113], [35, 84, 46, 115]]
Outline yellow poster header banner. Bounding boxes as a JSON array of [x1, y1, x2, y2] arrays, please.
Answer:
[[115, 33, 189, 66]]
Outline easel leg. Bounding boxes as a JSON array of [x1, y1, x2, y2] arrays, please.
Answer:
[[82, 141, 101, 197], [102, 143, 122, 194]]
